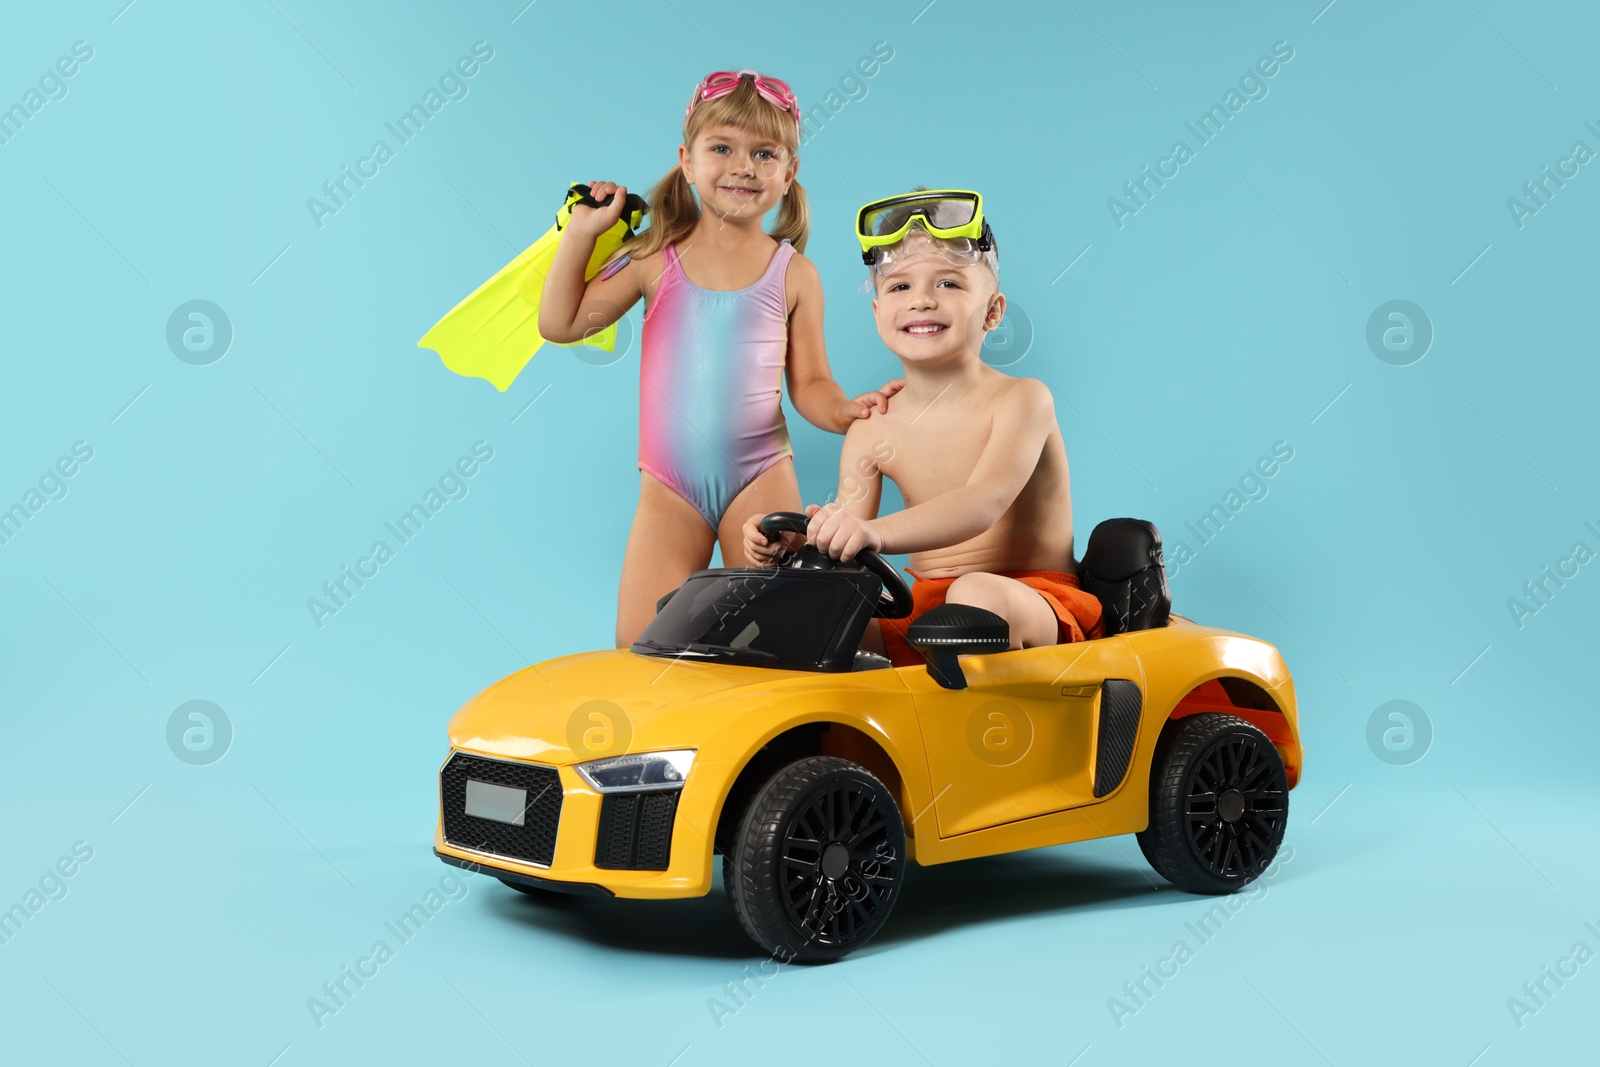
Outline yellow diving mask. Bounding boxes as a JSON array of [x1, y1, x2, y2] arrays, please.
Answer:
[[857, 189, 994, 263], [856, 189, 997, 284]]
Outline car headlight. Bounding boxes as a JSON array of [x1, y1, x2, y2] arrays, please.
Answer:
[[575, 750, 696, 793]]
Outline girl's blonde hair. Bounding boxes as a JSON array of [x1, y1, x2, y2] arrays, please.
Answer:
[[609, 74, 809, 265]]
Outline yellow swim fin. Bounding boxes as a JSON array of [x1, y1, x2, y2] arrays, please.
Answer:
[[418, 183, 648, 392]]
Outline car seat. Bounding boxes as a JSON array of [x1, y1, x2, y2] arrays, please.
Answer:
[[1077, 518, 1172, 636]]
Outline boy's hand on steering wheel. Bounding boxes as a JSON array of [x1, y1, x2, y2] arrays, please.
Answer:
[[741, 513, 804, 569], [805, 503, 884, 562]]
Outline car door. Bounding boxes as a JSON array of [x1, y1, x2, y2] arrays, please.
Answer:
[[903, 643, 1115, 838]]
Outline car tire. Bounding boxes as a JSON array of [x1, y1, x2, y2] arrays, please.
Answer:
[[726, 756, 906, 964], [1137, 713, 1289, 894]]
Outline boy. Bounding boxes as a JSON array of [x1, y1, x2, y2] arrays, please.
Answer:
[[740, 188, 1104, 663]]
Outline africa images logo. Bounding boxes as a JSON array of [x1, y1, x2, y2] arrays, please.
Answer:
[[306, 42, 495, 229], [306, 442, 494, 628], [1107, 41, 1296, 229]]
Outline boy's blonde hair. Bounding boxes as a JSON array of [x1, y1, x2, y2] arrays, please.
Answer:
[[608, 75, 809, 266]]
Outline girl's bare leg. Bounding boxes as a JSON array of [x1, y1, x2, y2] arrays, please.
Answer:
[[615, 471, 717, 647], [716, 456, 801, 567]]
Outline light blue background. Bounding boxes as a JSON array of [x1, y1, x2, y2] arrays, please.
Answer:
[[2, 0, 1596, 1063]]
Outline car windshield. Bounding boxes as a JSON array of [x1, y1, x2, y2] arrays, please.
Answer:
[[634, 571, 863, 668]]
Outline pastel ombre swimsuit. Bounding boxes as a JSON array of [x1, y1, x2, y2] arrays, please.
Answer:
[[601, 238, 796, 530]]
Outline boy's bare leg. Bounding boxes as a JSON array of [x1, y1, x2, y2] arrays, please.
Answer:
[[615, 472, 717, 647], [716, 456, 801, 567], [945, 572, 1059, 651]]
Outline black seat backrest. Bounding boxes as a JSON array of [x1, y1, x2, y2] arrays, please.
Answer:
[[1077, 518, 1172, 636]]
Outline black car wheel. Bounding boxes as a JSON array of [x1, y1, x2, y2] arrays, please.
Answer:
[[726, 756, 905, 963], [1137, 713, 1289, 893]]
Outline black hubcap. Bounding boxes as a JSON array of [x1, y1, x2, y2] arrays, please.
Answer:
[[779, 781, 899, 945], [1185, 735, 1287, 879], [1217, 789, 1245, 822], [820, 843, 850, 879]]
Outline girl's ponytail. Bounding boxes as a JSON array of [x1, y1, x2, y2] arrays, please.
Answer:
[[608, 164, 702, 267], [771, 177, 809, 255]]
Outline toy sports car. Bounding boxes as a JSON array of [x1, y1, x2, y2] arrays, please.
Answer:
[[435, 514, 1301, 962]]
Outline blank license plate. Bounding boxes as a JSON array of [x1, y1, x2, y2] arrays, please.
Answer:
[[464, 779, 526, 826]]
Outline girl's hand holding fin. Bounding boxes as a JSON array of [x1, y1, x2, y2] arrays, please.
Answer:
[[566, 180, 629, 239]]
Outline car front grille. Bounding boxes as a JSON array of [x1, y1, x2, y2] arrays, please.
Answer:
[[441, 752, 563, 867], [594, 790, 679, 870]]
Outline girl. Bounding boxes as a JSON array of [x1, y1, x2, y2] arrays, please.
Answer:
[[539, 70, 904, 647]]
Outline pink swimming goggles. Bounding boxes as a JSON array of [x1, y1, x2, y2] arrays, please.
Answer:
[[685, 69, 801, 128]]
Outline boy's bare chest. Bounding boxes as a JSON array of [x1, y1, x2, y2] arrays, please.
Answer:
[[874, 412, 992, 503]]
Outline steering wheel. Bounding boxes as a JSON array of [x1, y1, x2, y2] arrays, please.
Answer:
[[758, 512, 914, 620]]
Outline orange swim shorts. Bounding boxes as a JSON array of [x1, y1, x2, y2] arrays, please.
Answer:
[[877, 569, 1106, 668]]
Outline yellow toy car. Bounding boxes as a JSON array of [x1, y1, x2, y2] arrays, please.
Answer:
[[435, 514, 1301, 962]]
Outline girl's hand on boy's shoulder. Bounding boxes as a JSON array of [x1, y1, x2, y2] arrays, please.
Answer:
[[839, 378, 906, 422]]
